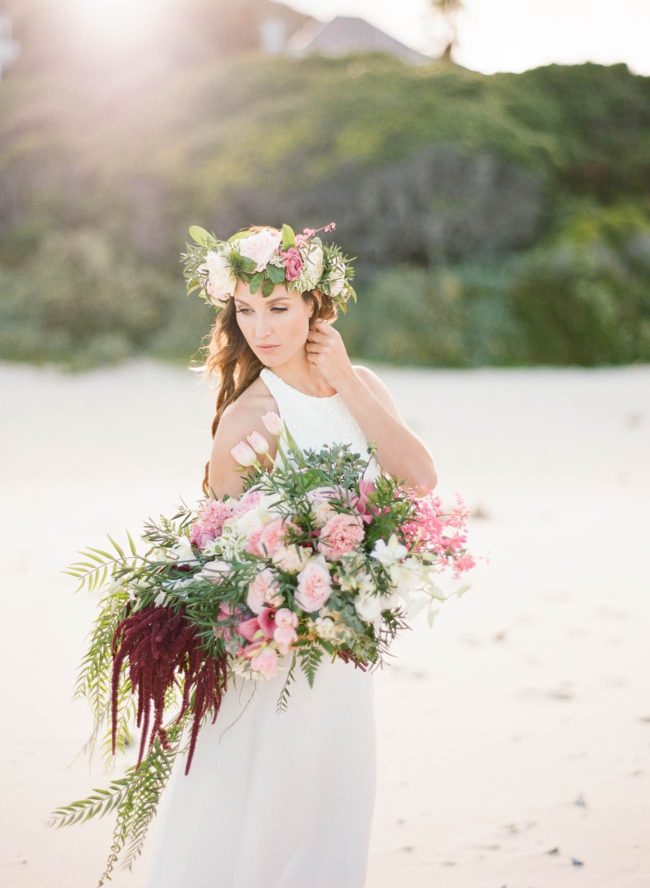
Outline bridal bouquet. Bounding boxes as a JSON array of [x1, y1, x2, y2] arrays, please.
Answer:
[[48, 412, 476, 885]]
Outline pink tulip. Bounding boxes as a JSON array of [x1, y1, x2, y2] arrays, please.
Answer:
[[246, 431, 270, 454], [261, 411, 284, 436], [230, 441, 258, 467]]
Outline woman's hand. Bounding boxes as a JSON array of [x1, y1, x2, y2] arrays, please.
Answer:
[[305, 319, 355, 392]]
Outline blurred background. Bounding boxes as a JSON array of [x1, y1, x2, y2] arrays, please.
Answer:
[[2, 2, 649, 887], [1, 0, 649, 370]]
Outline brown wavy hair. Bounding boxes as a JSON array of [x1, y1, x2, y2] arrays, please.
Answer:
[[194, 224, 339, 497]]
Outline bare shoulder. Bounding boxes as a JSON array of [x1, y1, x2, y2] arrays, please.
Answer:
[[208, 377, 278, 500], [351, 364, 406, 424]]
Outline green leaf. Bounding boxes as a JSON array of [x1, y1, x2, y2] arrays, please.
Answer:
[[239, 256, 258, 274], [261, 276, 275, 297], [188, 225, 213, 248], [267, 263, 285, 284], [249, 271, 264, 294], [281, 223, 296, 249]]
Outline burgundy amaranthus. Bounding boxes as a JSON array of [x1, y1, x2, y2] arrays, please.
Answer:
[[110, 603, 229, 775]]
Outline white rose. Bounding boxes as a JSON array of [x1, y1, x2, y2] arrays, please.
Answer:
[[198, 250, 237, 305], [237, 230, 282, 272], [271, 543, 311, 574]]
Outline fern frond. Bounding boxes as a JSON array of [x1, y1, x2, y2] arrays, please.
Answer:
[[275, 652, 297, 714]]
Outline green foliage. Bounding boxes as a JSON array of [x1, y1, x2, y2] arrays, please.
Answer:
[[1, 55, 649, 367], [49, 718, 188, 886], [509, 202, 650, 364]]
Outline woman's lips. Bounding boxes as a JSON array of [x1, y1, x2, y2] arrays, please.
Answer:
[[258, 344, 279, 350]]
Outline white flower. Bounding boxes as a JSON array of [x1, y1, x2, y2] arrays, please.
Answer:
[[237, 230, 282, 272], [271, 543, 311, 574], [167, 535, 200, 566], [198, 249, 237, 306], [197, 559, 231, 582], [313, 615, 338, 639], [354, 588, 384, 622], [370, 533, 407, 567], [328, 257, 346, 297], [303, 243, 324, 288]]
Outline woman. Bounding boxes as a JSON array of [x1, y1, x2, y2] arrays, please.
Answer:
[[147, 223, 437, 888]]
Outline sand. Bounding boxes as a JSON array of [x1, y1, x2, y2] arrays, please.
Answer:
[[1, 357, 648, 887]]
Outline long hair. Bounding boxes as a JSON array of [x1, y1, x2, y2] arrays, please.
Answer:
[[195, 224, 339, 496]]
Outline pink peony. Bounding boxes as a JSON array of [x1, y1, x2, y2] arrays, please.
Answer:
[[295, 555, 333, 612], [317, 512, 365, 559]]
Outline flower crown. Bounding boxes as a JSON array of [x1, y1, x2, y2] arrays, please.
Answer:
[[180, 221, 358, 314]]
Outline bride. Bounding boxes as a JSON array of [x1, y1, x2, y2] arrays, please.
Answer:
[[147, 223, 437, 888]]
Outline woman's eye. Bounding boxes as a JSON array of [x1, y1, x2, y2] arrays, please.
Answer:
[[236, 308, 287, 314]]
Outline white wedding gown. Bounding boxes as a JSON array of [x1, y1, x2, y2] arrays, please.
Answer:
[[147, 367, 380, 888]]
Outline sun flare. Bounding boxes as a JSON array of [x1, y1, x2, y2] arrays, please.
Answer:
[[70, 0, 162, 40]]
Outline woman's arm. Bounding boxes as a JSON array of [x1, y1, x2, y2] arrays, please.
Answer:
[[341, 365, 438, 495]]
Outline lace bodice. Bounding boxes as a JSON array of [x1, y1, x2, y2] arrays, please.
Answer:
[[259, 368, 381, 481]]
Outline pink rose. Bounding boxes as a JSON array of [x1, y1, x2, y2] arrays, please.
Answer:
[[258, 517, 286, 558], [317, 512, 365, 559], [295, 555, 333, 612], [233, 489, 264, 516], [280, 246, 303, 281], [246, 567, 281, 614], [244, 526, 265, 557]]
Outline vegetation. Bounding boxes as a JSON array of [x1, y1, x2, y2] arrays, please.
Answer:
[[1, 6, 649, 368]]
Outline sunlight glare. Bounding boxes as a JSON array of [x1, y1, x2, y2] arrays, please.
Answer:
[[71, 0, 162, 40]]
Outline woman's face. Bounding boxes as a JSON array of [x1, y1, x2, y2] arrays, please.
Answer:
[[233, 279, 313, 365]]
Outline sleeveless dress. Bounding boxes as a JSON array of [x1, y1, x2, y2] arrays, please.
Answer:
[[146, 367, 380, 888]]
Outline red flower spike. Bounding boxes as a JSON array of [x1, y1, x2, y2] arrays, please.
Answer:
[[110, 604, 230, 776]]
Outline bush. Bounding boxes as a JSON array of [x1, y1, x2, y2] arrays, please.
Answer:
[[509, 203, 650, 364], [0, 227, 202, 369]]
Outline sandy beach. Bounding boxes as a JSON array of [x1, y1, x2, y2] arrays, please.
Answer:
[[1, 357, 648, 888]]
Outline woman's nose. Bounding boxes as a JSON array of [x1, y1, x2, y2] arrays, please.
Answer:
[[255, 317, 273, 338]]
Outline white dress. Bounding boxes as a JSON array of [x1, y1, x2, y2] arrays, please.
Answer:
[[147, 367, 380, 888]]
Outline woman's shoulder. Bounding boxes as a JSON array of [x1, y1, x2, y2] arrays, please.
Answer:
[[222, 372, 276, 424]]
